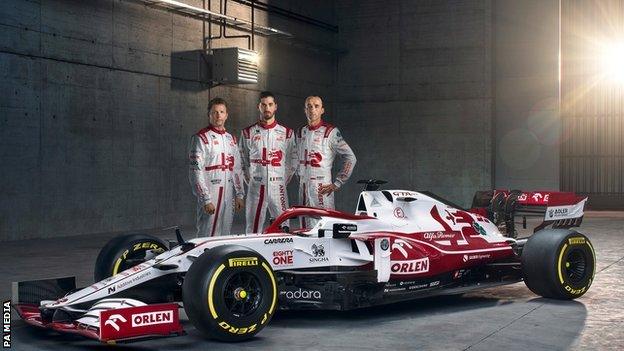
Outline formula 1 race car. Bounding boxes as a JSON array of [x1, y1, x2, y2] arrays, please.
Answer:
[[12, 180, 596, 343]]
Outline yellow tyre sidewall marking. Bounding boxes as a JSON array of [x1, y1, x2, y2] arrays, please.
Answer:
[[111, 242, 164, 276], [208, 264, 226, 319], [557, 243, 568, 284], [112, 258, 123, 276], [112, 249, 130, 276], [587, 241, 596, 279], [262, 262, 277, 315], [206, 260, 276, 326], [558, 237, 596, 293]]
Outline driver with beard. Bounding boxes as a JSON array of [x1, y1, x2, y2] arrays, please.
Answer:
[[239, 91, 297, 233]]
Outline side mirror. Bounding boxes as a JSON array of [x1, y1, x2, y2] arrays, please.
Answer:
[[332, 223, 357, 239]]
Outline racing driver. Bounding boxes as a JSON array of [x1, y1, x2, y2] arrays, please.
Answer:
[[189, 97, 245, 237], [239, 91, 297, 233], [297, 96, 357, 218]]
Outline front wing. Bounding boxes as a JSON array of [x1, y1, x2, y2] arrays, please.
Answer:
[[12, 277, 184, 343]]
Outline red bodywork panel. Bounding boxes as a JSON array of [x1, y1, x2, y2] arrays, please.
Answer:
[[358, 232, 513, 278]]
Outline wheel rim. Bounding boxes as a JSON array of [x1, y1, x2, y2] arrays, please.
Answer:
[[565, 248, 588, 284], [223, 272, 262, 317]]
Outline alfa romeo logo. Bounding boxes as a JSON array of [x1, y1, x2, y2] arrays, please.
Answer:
[[393, 207, 406, 219], [380, 239, 389, 251]]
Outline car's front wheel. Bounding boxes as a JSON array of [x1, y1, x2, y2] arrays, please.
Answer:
[[522, 229, 596, 299], [182, 245, 277, 342], [94, 233, 168, 282]]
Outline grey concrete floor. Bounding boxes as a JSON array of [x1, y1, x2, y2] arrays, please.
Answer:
[[1, 212, 623, 350]]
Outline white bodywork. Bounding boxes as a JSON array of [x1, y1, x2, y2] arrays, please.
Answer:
[[43, 189, 510, 312], [544, 198, 587, 221]]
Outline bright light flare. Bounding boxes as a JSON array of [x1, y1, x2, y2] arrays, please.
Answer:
[[599, 41, 624, 83]]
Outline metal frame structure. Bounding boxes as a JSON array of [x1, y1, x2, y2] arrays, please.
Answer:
[[137, 0, 292, 38]]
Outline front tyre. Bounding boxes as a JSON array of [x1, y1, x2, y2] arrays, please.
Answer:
[[94, 233, 168, 282], [182, 245, 277, 342], [522, 229, 596, 299]]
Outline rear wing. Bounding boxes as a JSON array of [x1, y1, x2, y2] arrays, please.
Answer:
[[469, 190, 588, 237]]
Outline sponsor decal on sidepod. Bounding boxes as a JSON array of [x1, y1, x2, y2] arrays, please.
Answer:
[[462, 254, 490, 262], [264, 238, 294, 245], [309, 243, 328, 263], [281, 288, 322, 300], [390, 258, 429, 275]]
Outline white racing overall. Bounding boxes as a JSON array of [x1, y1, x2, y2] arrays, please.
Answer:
[[296, 121, 356, 226], [239, 121, 297, 233], [189, 126, 245, 237]]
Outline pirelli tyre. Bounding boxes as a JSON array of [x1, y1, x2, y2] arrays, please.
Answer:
[[94, 234, 168, 282], [182, 245, 277, 342], [522, 229, 596, 299]]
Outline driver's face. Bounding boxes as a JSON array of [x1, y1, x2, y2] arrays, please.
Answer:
[[259, 97, 277, 121], [209, 104, 228, 127], [305, 96, 324, 123]]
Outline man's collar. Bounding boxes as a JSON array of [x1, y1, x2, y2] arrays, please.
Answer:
[[258, 119, 278, 129], [208, 125, 226, 134], [307, 119, 324, 131]]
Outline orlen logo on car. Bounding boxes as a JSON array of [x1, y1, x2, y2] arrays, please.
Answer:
[[131, 311, 173, 327], [390, 258, 429, 275], [104, 314, 127, 331]]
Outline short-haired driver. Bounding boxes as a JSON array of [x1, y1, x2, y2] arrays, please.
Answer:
[[189, 98, 245, 237], [296, 96, 357, 224]]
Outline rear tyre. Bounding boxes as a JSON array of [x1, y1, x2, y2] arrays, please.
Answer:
[[522, 229, 595, 299], [94, 234, 168, 282], [182, 245, 277, 342]]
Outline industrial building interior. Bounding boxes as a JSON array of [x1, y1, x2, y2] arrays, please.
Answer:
[[1, 0, 623, 350]]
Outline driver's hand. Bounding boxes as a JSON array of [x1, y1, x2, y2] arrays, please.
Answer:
[[319, 183, 338, 196], [203, 203, 216, 215], [235, 197, 245, 212]]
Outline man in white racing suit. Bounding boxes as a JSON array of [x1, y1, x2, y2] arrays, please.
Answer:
[[189, 97, 245, 237], [296, 96, 357, 221], [239, 91, 297, 233]]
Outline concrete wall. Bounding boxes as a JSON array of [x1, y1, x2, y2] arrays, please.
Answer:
[[494, 0, 560, 190], [0, 0, 336, 240], [0, 0, 562, 241], [335, 0, 494, 210]]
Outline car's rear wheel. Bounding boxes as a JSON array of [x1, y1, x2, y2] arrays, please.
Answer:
[[94, 233, 168, 282], [182, 245, 277, 342], [522, 229, 595, 299]]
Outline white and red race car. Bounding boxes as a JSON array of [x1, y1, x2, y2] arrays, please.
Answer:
[[13, 180, 595, 343]]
